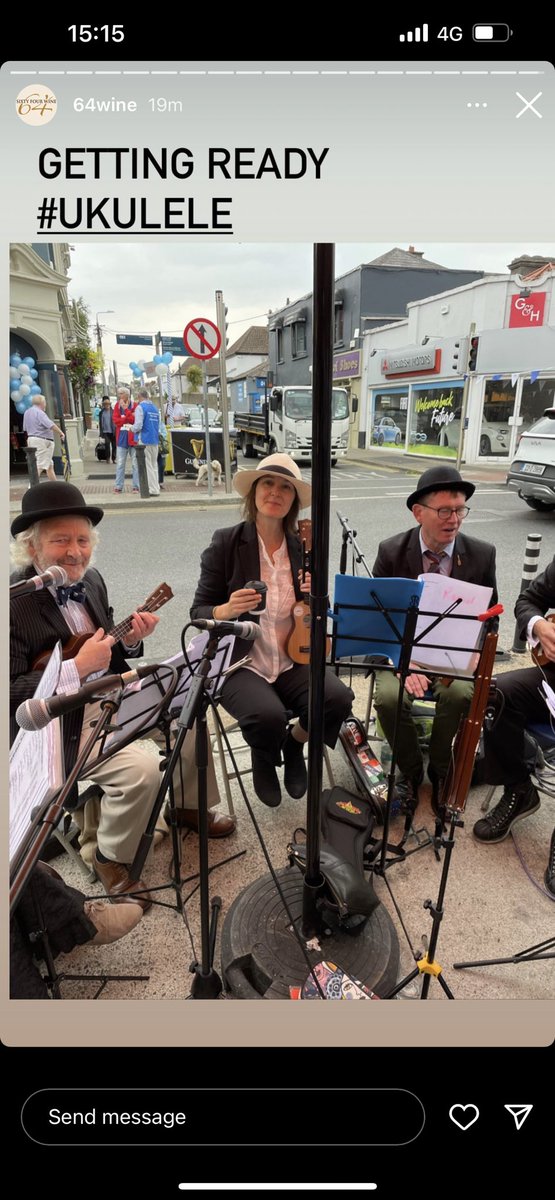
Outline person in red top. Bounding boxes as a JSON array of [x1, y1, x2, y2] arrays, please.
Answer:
[[113, 386, 139, 493]]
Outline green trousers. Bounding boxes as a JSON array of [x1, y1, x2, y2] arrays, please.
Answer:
[[373, 670, 474, 779]]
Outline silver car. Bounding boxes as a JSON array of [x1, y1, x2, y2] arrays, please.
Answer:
[[506, 407, 555, 512]]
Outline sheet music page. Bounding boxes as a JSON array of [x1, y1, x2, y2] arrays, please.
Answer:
[[411, 574, 493, 674], [9, 642, 64, 863], [103, 633, 235, 747]]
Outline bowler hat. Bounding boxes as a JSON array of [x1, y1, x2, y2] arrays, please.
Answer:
[[233, 452, 312, 510], [406, 465, 475, 510], [11, 481, 104, 536]]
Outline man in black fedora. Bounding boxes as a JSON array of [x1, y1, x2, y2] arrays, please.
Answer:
[[10, 482, 235, 908], [371, 465, 498, 816]]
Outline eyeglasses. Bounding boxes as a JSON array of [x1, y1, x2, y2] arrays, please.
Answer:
[[420, 504, 470, 520]]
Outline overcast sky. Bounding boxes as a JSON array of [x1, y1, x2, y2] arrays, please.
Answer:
[[67, 242, 553, 384]]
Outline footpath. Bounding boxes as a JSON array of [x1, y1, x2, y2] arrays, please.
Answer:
[[9, 446, 508, 517]]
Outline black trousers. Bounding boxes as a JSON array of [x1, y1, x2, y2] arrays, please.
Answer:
[[102, 431, 117, 462], [220, 664, 354, 765], [483, 662, 555, 786]]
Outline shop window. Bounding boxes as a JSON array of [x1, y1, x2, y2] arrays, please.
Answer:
[[334, 306, 344, 345], [519, 377, 555, 436], [479, 379, 515, 457], [410, 384, 464, 456], [276, 327, 284, 363]]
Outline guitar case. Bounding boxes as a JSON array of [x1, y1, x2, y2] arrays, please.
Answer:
[[288, 786, 379, 932], [338, 716, 390, 824]]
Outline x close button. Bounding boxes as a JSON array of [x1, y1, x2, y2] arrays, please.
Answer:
[[515, 92, 543, 119]]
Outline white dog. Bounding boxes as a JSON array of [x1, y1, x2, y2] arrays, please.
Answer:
[[193, 457, 223, 486]]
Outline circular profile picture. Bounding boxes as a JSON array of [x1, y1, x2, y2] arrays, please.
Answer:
[[16, 84, 57, 125]]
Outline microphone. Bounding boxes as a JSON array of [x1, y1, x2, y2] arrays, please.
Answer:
[[10, 565, 69, 597], [15, 663, 162, 731], [191, 618, 261, 643]]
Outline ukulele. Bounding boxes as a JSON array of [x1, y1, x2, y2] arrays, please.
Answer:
[[287, 519, 332, 665], [531, 611, 555, 668], [32, 582, 174, 670]]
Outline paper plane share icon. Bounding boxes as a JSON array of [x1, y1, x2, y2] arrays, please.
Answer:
[[504, 1104, 533, 1130]]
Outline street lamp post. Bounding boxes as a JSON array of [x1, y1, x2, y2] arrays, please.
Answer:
[[95, 310, 114, 393]]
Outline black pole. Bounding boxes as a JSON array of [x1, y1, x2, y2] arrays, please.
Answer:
[[302, 243, 334, 937]]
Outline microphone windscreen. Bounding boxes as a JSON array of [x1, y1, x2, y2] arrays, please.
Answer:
[[15, 698, 49, 731]]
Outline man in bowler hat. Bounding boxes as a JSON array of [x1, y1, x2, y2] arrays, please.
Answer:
[[371, 465, 498, 816], [10, 482, 235, 908]]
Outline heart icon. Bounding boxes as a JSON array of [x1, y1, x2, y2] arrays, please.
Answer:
[[449, 1104, 480, 1131]]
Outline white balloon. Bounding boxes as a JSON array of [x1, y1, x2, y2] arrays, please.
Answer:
[[155, 363, 166, 376], [10, 366, 20, 379], [19, 383, 31, 395], [138, 360, 145, 370], [19, 363, 31, 374], [11, 390, 22, 402]]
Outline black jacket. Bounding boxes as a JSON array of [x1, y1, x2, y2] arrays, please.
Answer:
[[10, 565, 140, 772], [372, 527, 498, 604], [190, 521, 303, 662], [514, 554, 555, 639]]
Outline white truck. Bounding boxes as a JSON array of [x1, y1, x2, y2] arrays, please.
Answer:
[[234, 385, 354, 466]]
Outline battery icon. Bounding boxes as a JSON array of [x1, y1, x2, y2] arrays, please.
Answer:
[[473, 23, 512, 41]]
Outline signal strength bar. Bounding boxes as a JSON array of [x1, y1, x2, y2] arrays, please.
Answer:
[[399, 24, 429, 42]]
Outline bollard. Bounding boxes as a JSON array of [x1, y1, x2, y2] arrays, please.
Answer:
[[23, 446, 39, 487], [511, 533, 543, 653], [134, 444, 150, 498]]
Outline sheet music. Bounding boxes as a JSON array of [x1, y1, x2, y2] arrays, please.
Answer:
[[9, 642, 65, 864], [411, 574, 493, 674], [103, 632, 235, 747], [333, 575, 424, 666]]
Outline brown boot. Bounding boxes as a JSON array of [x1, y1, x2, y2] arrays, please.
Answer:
[[93, 853, 153, 911]]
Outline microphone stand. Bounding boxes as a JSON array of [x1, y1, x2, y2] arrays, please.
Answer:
[[10, 693, 150, 997]]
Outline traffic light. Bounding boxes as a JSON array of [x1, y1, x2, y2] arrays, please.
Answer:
[[468, 335, 480, 372]]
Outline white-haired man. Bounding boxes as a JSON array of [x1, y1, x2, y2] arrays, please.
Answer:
[[22, 395, 65, 481], [10, 483, 236, 907]]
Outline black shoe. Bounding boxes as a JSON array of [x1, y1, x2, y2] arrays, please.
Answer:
[[545, 828, 555, 897], [282, 729, 308, 799], [394, 769, 423, 815], [473, 782, 540, 844], [251, 751, 282, 808], [428, 764, 446, 818]]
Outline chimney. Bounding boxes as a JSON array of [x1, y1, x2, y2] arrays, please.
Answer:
[[408, 245, 425, 259]]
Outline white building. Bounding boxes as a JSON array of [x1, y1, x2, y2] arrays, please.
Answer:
[[360, 260, 555, 466]]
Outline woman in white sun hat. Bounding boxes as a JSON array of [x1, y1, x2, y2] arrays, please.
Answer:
[[190, 453, 353, 809]]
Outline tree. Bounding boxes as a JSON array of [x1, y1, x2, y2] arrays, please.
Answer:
[[186, 364, 203, 392], [70, 296, 92, 346]]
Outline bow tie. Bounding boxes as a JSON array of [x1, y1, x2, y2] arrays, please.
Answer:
[[56, 582, 87, 606]]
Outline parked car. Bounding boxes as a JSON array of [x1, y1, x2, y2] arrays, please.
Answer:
[[506, 407, 555, 512], [436, 409, 509, 455], [372, 416, 403, 445]]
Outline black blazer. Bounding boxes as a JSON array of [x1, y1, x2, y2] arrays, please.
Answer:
[[10, 566, 140, 772], [372, 527, 498, 606], [190, 521, 303, 662], [514, 554, 555, 638]]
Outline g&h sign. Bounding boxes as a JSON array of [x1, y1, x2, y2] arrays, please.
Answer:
[[509, 293, 546, 328]]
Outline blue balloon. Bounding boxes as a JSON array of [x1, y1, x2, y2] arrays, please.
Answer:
[[129, 361, 138, 370], [153, 354, 162, 365], [10, 354, 22, 367], [30, 368, 38, 379], [30, 384, 42, 395], [22, 395, 33, 409], [133, 368, 142, 377], [22, 356, 35, 367], [162, 351, 173, 365], [15, 400, 27, 414], [10, 380, 21, 394]]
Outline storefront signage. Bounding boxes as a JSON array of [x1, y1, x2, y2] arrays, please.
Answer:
[[333, 349, 361, 378], [509, 293, 546, 328], [381, 347, 441, 378]]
